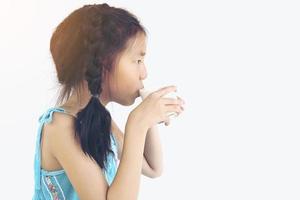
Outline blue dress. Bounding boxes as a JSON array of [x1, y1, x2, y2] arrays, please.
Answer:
[[32, 107, 119, 200]]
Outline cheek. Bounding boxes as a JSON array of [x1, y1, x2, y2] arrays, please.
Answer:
[[120, 68, 139, 86], [113, 63, 139, 92]]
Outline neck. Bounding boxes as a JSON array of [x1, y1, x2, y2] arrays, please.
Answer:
[[58, 80, 111, 115], [59, 90, 110, 116]]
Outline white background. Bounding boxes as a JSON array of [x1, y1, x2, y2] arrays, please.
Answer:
[[0, 0, 299, 199]]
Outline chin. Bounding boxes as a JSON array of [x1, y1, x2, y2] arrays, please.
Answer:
[[128, 98, 136, 106], [115, 93, 138, 106], [118, 98, 135, 106], [129, 96, 138, 105]]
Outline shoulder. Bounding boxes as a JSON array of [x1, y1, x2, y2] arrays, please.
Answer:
[[52, 110, 76, 127], [44, 112, 76, 152], [42, 110, 76, 145], [44, 110, 75, 132], [45, 111, 79, 157]]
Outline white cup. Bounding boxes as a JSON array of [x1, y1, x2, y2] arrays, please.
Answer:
[[139, 87, 181, 119]]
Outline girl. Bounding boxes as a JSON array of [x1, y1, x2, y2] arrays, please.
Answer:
[[33, 3, 185, 200]]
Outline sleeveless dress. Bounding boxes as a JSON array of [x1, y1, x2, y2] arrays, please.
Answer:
[[32, 107, 119, 200]]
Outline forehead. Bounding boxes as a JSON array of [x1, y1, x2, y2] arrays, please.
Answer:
[[111, 33, 147, 73], [124, 33, 147, 56]]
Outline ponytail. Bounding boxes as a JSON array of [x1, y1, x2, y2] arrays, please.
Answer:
[[74, 60, 115, 171]]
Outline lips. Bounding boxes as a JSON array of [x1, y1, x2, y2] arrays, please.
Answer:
[[139, 88, 151, 100]]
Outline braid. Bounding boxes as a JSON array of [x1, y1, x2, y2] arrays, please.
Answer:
[[85, 56, 102, 96], [74, 53, 114, 170]]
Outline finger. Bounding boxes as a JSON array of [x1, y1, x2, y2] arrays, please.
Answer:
[[155, 85, 177, 97], [176, 96, 185, 105], [162, 97, 184, 105], [165, 104, 183, 113], [180, 105, 185, 111], [167, 112, 179, 118]]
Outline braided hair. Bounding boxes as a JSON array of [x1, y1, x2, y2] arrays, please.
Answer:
[[50, 3, 147, 171]]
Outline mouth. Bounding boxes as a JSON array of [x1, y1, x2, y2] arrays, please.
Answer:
[[136, 90, 141, 98], [138, 87, 144, 96]]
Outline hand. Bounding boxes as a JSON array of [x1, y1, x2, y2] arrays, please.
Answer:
[[130, 86, 185, 129], [163, 96, 185, 126]]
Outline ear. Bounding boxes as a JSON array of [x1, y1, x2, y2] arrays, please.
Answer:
[[101, 68, 110, 83]]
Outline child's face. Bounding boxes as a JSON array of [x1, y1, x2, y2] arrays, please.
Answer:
[[107, 33, 148, 106]]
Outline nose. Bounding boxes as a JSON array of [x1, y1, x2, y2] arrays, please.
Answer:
[[140, 65, 147, 80]]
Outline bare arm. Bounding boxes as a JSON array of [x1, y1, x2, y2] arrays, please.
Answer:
[[143, 125, 163, 176], [112, 119, 163, 178], [107, 114, 148, 200]]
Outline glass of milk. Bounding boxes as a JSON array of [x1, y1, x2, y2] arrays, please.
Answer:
[[139, 86, 183, 119]]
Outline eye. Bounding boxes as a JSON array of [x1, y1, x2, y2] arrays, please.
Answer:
[[137, 60, 143, 64]]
